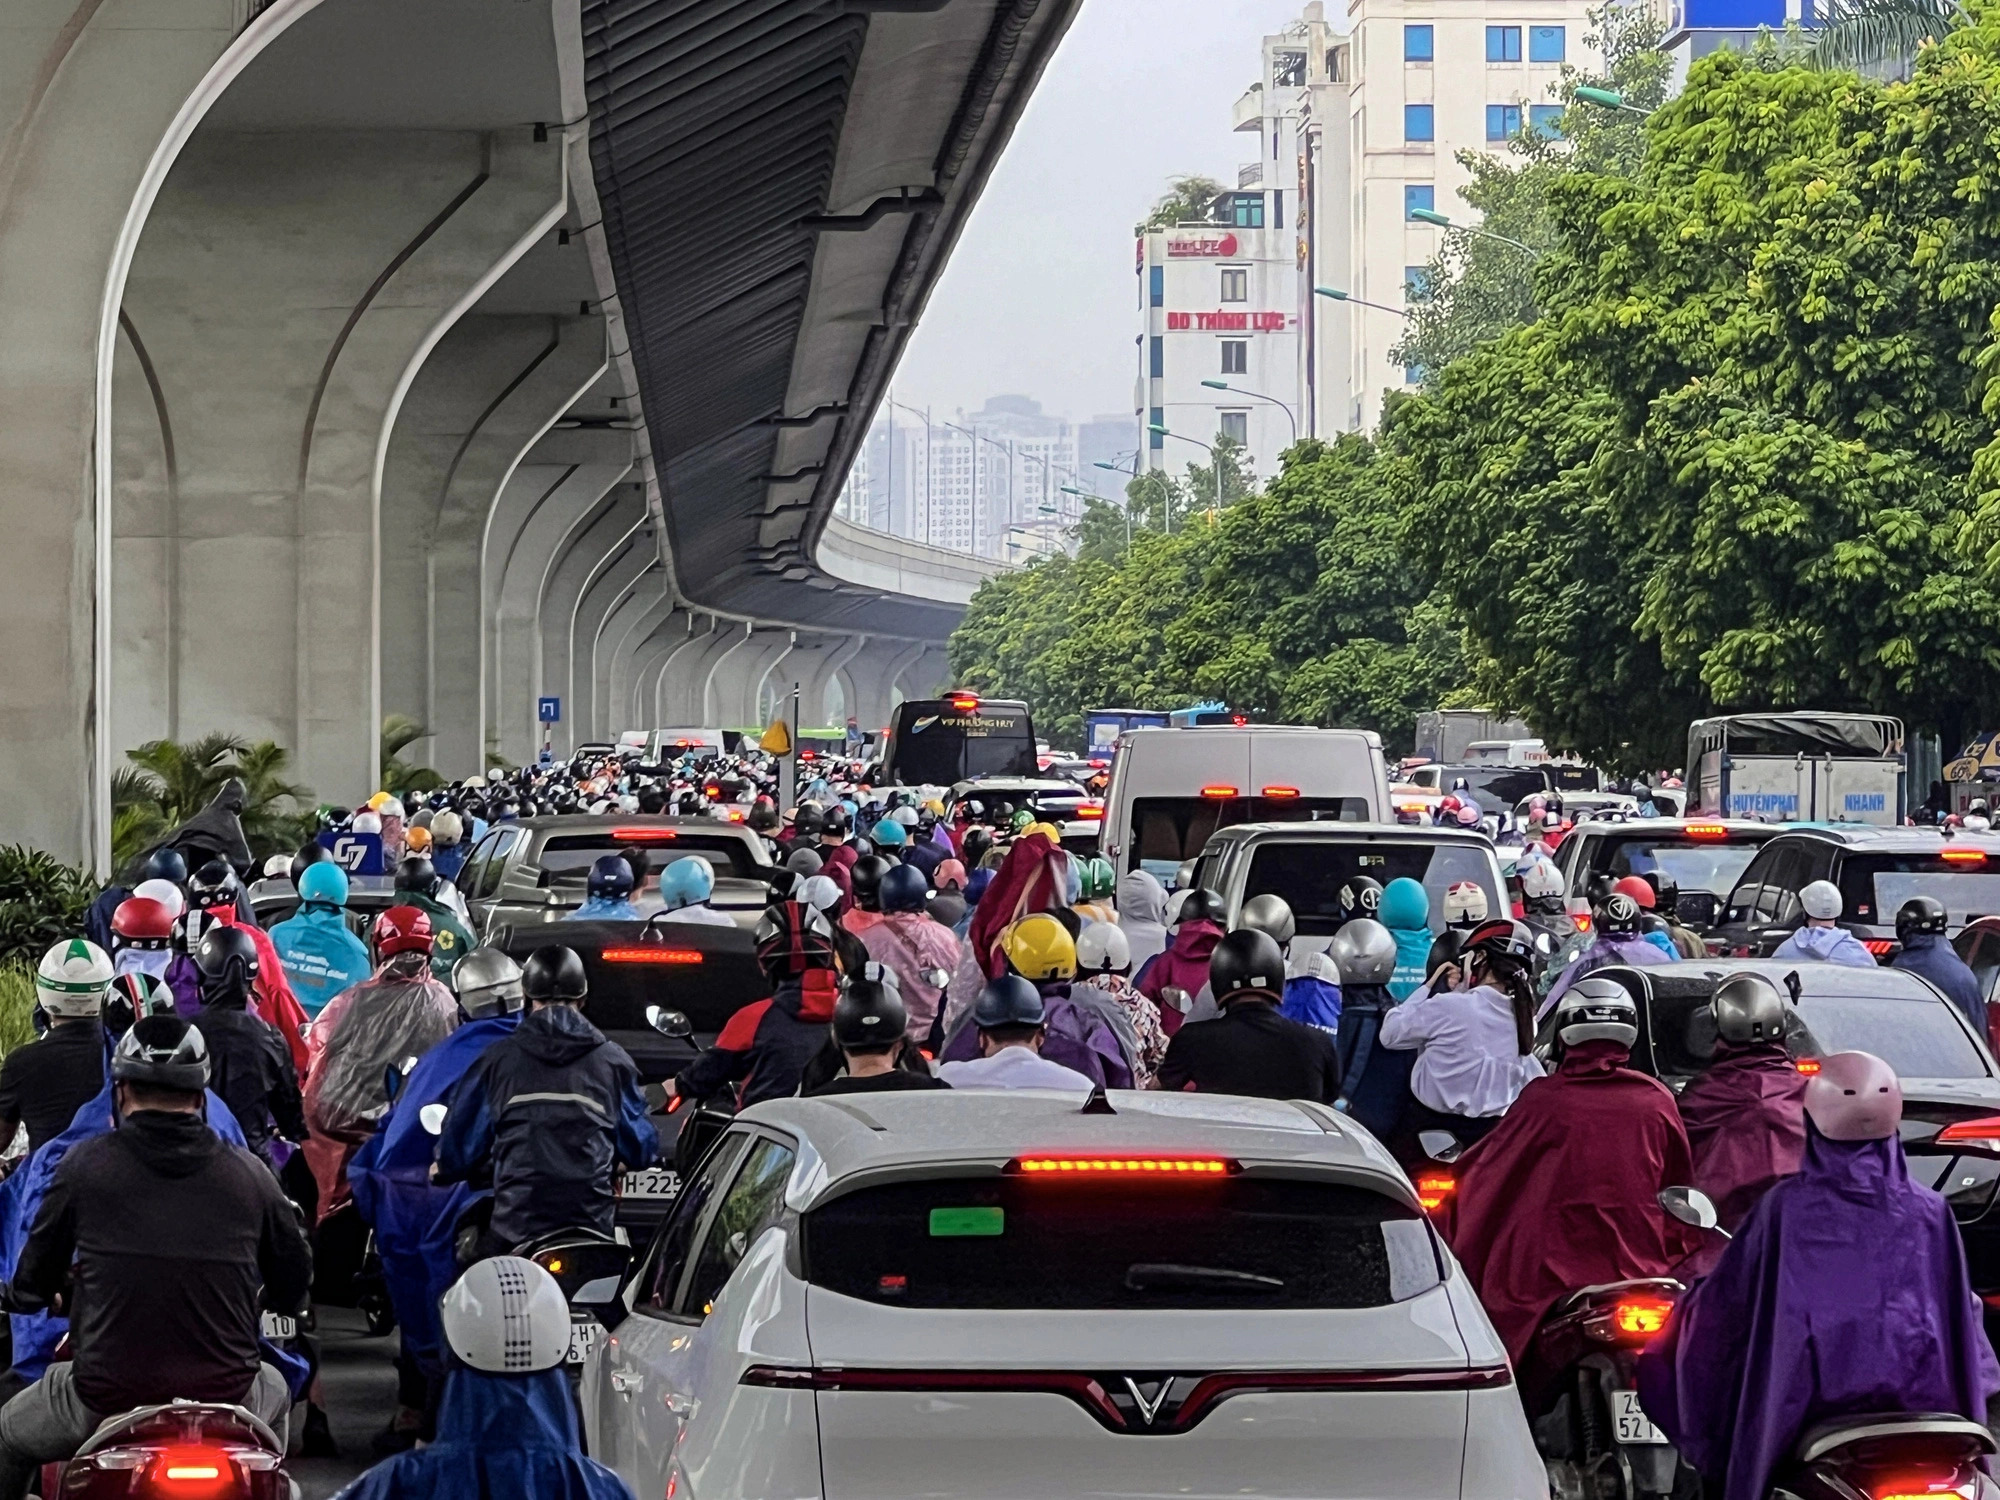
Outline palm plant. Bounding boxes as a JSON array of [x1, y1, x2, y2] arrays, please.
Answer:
[[381, 715, 446, 799], [112, 734, 315, 869], [0, 845, 98, 967], [1812, 0, 1960, 71]]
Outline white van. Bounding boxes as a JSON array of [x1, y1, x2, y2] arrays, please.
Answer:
[[1100, 726, 1391, 882]]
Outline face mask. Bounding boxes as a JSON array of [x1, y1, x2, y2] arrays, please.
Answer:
[[115, 947, 170, 981]]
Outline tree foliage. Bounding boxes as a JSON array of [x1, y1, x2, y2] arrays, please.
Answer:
[[382, 715, 446, 799], [113, 733, 315, 869], [0, 846, 97, 970], [1135, 175, 1228, 236]]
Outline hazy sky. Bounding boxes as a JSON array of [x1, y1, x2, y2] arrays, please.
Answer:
[[889, 0, 1312, 425]]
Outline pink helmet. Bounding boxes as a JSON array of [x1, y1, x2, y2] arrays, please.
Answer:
[[1804, 1051, 1901, 1140]]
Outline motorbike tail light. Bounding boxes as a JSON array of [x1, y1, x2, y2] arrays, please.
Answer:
[[1795, 1058, 1822, 1075], [158, 1446, 228, 1483], [1415, 1173, 1455, 1211], [1937, 1115, 2000, 1151], [1076, 802, 1105, 819], [85, 1449, 148, 1471], [666, 1094, 686, 1114], [1873, 1482, 1977, 1500], [1865, 939, 1897, 956], [1573, 912, 1594, 933], [1611, 1296, 1674, 1338], [1008, 1154, 1239, 1177], [601, 948, 703, 964]]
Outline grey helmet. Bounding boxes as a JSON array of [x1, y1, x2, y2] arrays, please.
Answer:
[[1238, 894, 1297, 950], [453, 947, 526, 1020], [1712, 973, 1786, 1046], [1554, 976, 1638, 1050], [1330, 918, 1396, 986]]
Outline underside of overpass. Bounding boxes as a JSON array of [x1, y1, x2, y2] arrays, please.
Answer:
[[0, 0, 1079, 869]]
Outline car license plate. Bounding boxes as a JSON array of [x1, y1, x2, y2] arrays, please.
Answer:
[[566, 1320, 599, 1366], [1613, 1389, 1667, 1445], [620, 1168, 680, 1200], [259, 1313, 297, 1341]]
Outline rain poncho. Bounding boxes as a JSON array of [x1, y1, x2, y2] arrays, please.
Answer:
[[1335, 980, 1413, 1142], [1116, 870, 1170, 974], [197, 908, 310, 1073], [269, 900, 374, 1017], [1542, 932, 1674, 1011], [1677, 1042, 1808, 1240], [1439, 1040, 1699, 1372], [349, 1014, 518, 1371], [567, 895, 643, 922], [1134, 919, 1222, 1028], [1894, 933, 1986, 1037], [860, 911, 961, 1040], [1279, 955, 1343, 1034], [964, 833, 1069, 980], [1769, 922, 1877, 968], [303, 952, 457, 1221], [1638, 1127, 2000, 1500], [399, 891, 477, 984], [1380, 879, 1433, 1002], [336, 1365, 633, 1500], [160, 779, 255, 874], [939, 989, 1132, 1089]]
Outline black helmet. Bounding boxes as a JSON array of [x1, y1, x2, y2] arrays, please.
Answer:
[[288, 841, 330, 891], [1896, 895, 1948, 940], [1337, 875, 1384, 923], [193, 924, 259, 997], [188, 857, 241, 912], [1424, 929, 1464, 979], [961, 828, 994, 867], [1180, 888, 1227, 926], [850, 856, 892, 913], [1596, 889, 1645, 937], [587, 856, 635, 901], [1645, 871, 1680, 915], [821, 806, 851, 838], [748, 797, 779, 833], [1208, 928, 1286, 1006], [395, 855, 439, 897], [138, 847, 189, 888], [112, 1015, 210, 1094], [879, 862, 929, 914], [522, 945, 588, 1004], [792, 807, 825, 839], [972, 974, 1046, 1030], [755, 901, 839, 981], [832, 974, 909, 1050]]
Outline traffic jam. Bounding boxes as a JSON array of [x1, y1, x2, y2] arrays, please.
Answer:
[[13, 696, 2000, 1500]]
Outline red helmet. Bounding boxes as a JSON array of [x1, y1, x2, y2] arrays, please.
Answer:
[[1611, 876, 1657, 910], [373, 905, 434, 957], [111, 896, 175, 944]]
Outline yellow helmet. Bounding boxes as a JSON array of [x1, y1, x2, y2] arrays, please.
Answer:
[[1001, 912, 1076, 981], [1022, 820, 1063, 843], [367, 791, 393, 811]]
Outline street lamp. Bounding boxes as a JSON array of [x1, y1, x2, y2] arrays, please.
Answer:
[[1199, 379, 1298, 446], [1148, 423, 1225, 527], [1574, 85, 1655, 118], [1409, 207, 1541, 258], [886, 397, 933, 545], [1315, 285, 1413, 320], [1063, 483, 1130, 548]]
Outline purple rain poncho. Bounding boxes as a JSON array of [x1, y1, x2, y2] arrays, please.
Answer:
[[1638, 1127, 2000, 1500]]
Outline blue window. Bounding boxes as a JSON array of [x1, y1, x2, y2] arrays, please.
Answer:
[[1529, 25, 1565, 60], [1404, 265, 1432, 301], [1404, 23, 1434, 59], [1404, 104, 1435, 142], [1149, 335, 1164, 379], [1405, 184, 1435, 219], [1486, 25, 1521, 61], [1149, 408, 1165, 450], [1485, 104, 1521, 139], [1149, 265, 1164, 308], [1529, 104, 1565, 138]]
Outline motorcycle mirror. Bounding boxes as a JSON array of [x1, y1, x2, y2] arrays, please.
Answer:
[[418, 1103, 449, 1136], [1417, 1129, 1463, 1164], [646, 1005, 693, 1039], [1658, 1185, 1720, 1231], [1175, 859, 1198, 892]]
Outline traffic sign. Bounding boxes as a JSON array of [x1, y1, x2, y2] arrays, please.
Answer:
[[538, 696, 562, 723]]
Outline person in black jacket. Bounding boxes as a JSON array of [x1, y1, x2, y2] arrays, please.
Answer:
[[670, 901, 842, 1108], [1156, 929, 1342, 1103], [193, 926, 306, 1170], [0, 1016, 311, 1498], [432, 946, 656, 1251], [0, 941, 113, 1157]]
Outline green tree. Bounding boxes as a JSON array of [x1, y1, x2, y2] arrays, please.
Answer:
[[1814, 0, 1960, 71], [1135, 174, 1228, 235], [113, 733, 315, 868], [0, 846, 97, 970], [382, 714, 446, 799]]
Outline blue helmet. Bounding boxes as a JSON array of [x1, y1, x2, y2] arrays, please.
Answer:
[[296, 862, 350, 908], [587, 855, 635, 901], [1380, 877, 1430, 932], [658, 855, 715, 910], [871, 817, 907, 848], [879, 862, 929, 913]]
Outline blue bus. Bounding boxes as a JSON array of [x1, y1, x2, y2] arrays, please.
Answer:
[[1084, 708, 1171, 758]]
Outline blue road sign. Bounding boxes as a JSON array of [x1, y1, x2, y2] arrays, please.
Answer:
[[538, 696, 562, 723]]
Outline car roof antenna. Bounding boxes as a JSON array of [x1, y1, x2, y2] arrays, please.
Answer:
[[1080, 1084, 1117, 1115]]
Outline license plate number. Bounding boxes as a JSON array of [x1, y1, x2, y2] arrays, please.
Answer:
[[620, 1168, 680, 1200], [566, 1320, 599, 1366], [1613, 1389, 1666, 1445], [259, 1313, 297, 1341]]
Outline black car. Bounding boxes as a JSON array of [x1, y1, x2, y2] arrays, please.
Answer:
[[1551, 960, 2000, 1298], [1706, 825, 2000, 960]]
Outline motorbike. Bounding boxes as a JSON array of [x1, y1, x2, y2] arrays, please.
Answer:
[[1768, 1413, 1997, 1500], [42, 1402, 289, 1499], [1529, 1275, 1688, 1500], [520, 1228, 636, 1371], [647, 1006, 735, 1177]]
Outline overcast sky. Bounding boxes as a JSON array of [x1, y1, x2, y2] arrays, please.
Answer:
[[888, 0, 1313, 425]]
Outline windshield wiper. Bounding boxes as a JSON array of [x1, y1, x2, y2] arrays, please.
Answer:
[[1125, 1263, 1284, 1294]]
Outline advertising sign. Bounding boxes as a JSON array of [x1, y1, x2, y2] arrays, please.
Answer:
[[1166, 232, 1241, 258]]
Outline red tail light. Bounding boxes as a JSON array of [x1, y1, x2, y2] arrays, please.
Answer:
[[666, 1093, 686, 1114], [1936, 1115, 2000, 1151], [601, 948, 704, 965], [159, 1447, 228, 1484], [1261, 786, 1300, 800], [1873, 1484, 1977, 1500], [1230, 714, 1248, 726], [611, 827, 677, 843], [1415, 1173, 1455, 1211], [1864, 939, 1896, 956], [1076, 801, 1105, 820], [1942, 848, 1988, 864], [949, 694, 981, 712], [1611, 1297, 1674, 1337], [724, 808, 746, 822], [1795, 1057, 1822, 1076], [1200, 785, 1239, 800], [1683, 823, 1729, 840], [1573, 912, 1594, 933], [1008, 1154, 1239, 1177]]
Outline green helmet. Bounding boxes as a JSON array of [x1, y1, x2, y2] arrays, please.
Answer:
[[1009, 809, 1034, 834], [1081, 856, 1117, 901]]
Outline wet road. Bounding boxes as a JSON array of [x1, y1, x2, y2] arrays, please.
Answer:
[[291, 1307, 397, 1500]]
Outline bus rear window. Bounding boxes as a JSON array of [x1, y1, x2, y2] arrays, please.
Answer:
[[1129, 797, 1369, 880], [886, 702, 1036, 785]]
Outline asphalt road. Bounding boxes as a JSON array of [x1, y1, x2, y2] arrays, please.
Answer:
[[290, 1307, 399, 1500]]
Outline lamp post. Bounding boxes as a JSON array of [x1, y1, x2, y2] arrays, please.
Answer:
[[1062, 483, 1128, 549], [1574, 85, 1655, 118], [1409, 207, 1541, 258], [1315, 285, 1413, 319], [886, 397, 933, 544], [1199, 379, 1298, 447], [944, 420, 1011, 557], [1148, 423, 1224, 527]]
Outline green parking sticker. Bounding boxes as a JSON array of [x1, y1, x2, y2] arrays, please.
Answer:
[[928, 1207, 1005, 1238]]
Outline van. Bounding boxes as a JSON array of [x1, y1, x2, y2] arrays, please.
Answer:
[[1686, 712, 1905, 826], [1100, 726, 1390, 882]]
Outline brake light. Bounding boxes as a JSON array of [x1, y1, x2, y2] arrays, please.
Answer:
[[1200, 785, 1239, 800], [1612, 1297, 1674, 1337], [949, 693, 981, 712], [704, 784, 721, 798], [610, 827, 677, 842], [1415, 1173, 1455, 1211], [1683, 823, 1729, 840], [159, 1448, 227, 1483], [1573, 912, 1593, 933], [1008, 1155, 1239, 1176], [1261, 786, 1300, 800], [1230, 714, 1248, 726], [1873, 1484, 1978, 1500], [1936, 1115, 2000, 1150], [1795, 1057, 1822, 1076], [666, 1094, 685, 1114], [724, 808, 746, 822], [1864, 939, 1896, 956], [601, 948, 704, 964], [1943, 848, 1988, 864], [1077, 801, 1105, 820]]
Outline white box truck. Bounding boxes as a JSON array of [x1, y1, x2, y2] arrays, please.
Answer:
[[1686, 713, 1905, 826]]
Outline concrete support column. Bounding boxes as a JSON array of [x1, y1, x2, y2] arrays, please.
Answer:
[[568, 543, 654, 743], [600, 575, 674, 738], [648, 616, 722, 729], [899, 644, 952, 702], [665, 622, 747, 727], [847, 640, 928, 733], [534, 487, 645, 756]]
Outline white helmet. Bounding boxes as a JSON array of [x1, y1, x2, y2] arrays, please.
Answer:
[[350, 811, 383, 834], [431, 811, 464, 846], [36, 938, 114, 1018], [262, 854, 292, 880], [134, 878, 187, 921], [618, 794, 640, 814], [439, 1256, 571, 1374], [892, 805, 920, 827], [380, 797, 406, 820], [799, 874, 843, 914], [1800, 880, 1844, 921], [1075, 922, 1132, 975], [488, 767, 509, 784], [1444, 881, 1489, 925], [1519, 858, 1564, 901]]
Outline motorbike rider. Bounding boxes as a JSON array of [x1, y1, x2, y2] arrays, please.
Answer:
[[192, 925, 307, 1171], [0, 943, 112, 1158], [1643, 872, 1709, 958], [1516, 856, 1572, 941], [83, 847, 187, 953], [175, 858, 310, 1070], [940, 915, 1133, 1086], [1638, 1051, 2000, 1500], [860, 863, 960, 1043], [1155, 929, 1341, 1102], [434, 945, 656, 1254], [1542, 885, 1674, 1010], [1134, 888, 1226, 1030], [0, 1017, 312, 1500], [1379, 879, 1434, 1001], [1890, 896, 1984, 1036], [429, 810, 467, 883], [1238, 894, 1343, 1036], [1328, 918, 1412, 1140], [392, 855, 477, 983], [337, 1257, 634, 1500], [1769, 879, 1875, 967], [652, 855, 735, 927], [107, 896, 175, 985], [1072, 923, 1169, 1088], [568, 856, 642, 922], [817, 806, 858, 905], [927, 858, 969, 931], [1116, 869, 1170, 974], [1378, 918, 1545, 1152], [937, 976, 1095, 1091], [270, 859, 375, 1016], [1438, 978, 1698, 1379], [669, 902, 841, 1107], [844, 854, 893, 934], [803, 973, 950, 1096]]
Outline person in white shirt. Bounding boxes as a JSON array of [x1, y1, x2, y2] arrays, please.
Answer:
[[937, 975, 1094, 1092], [1378, 918, 1545, 1148], [1769, 880, 1877, 968], [652, 855, 736, 927]]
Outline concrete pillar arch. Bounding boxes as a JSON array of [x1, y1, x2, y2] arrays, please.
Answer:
[[652, 617, 725, 729], [623, 608, 689, 732], [700, 625, 769, 730], [809, 636, 868, 729], [662, 623, 740, 728], [899, 644, 952, 702], [847, 640, 929, 733], [570, 544, 655, 745], [535, 489, 646, 756], [602, 577, 675, 738]]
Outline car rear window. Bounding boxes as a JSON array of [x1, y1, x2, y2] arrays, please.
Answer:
[[535, 833, 759, 882], [1586, 834, 1764, 898], [1128, 796, 1370, 879], [1439, 768, 1547, 815], [1837, 853, 2000, 927], [1245, 840, 1501, 936], [803, 1177, 1441, 1310], [1646, 980, 1987, 1082]]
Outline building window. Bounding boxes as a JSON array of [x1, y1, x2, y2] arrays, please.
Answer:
[[1274, 49, 1306, 86], [1149, 408, 1165, 450], [1149, 335, 1164, 379], [1486, 25, 1521, 61], [1485, 104, 1522, 140], [1272, 190, 1284, 230], [1529, 25, 1565, 60], [1220, 340, 1248, 374], [1219, 411, 1250, 445], [1220, 267, 1248, 302], [1149, 265, 1164, 308], [1529, 104, 1565, 138], [1405, 184, 1435, 219], [1404, 265, 1432, 301], [1226, 193, 1266, 228], [1404, 23, 1434, 59], [1404, 104, 1434, 142]]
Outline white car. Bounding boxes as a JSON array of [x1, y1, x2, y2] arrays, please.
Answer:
[[578, 1089, 1544, 1500]]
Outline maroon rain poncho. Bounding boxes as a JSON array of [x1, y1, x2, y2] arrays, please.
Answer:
[[1135, 920, 1223, 1034], [1638, 1128, 2000, 1500], [1439, 1039, 1699, 1369], [1676, 1043, 1807, 1264]]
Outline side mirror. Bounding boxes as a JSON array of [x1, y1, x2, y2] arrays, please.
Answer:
[[1417, 1129, 1463, 1164], [646, 1006, 693, 1040], [1658, 1185, 1720, 1231], [419, 1103, 449, 1136]]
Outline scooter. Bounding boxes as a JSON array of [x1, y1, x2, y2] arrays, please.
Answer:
[[43, 1402, 291, 1499], [519, 1228, 635, 1370], [647, 1006, 735, 1177]]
